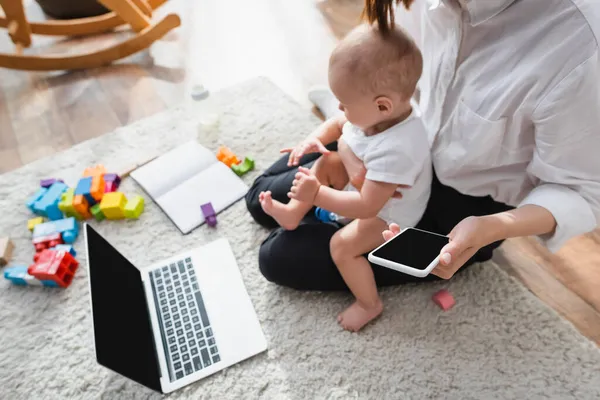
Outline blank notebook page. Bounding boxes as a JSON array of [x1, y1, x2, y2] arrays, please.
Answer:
[[131, 141, 249, 234]]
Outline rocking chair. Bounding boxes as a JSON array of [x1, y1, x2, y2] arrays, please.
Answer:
[[0, 0, 181, 71]]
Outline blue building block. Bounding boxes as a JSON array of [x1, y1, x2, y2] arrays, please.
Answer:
[[3, 266, 55, 287], [32, 217, 78, 244], [50, 244, 77, 258], [26, 188, 48, 212], [74, 177, 96, 207], [33, 182, 68, 220]]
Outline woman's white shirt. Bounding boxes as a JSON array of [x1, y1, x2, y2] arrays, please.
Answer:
[[397, 0, 600, 251]]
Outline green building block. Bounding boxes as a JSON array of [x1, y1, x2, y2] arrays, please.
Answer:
[[58, 188, 84, 220], [90, 204, 106, 222], [231, 156, 255, 177], [124, 195, 145, 219]]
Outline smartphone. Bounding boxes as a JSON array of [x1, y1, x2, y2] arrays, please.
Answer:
[[368, 227, 449, 278]]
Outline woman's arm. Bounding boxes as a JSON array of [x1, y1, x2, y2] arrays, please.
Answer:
[[382, 205, 558, 280]]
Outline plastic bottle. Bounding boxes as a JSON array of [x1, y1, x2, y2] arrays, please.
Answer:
[[314, 207, 352, 224]]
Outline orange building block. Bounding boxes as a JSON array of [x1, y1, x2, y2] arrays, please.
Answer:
[[73, 195, 92, 219], [90, 175, 106, 202], [216, 146, 241, 167], [83, 164, 107, 178], [28, 249, 79, 288]]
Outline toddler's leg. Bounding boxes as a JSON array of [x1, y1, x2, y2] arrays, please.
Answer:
[[260, 152, 349, 230], [330, 217, 389, 332]]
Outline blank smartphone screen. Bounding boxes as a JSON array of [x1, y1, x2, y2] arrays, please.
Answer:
[[371, 228, 449, 270]]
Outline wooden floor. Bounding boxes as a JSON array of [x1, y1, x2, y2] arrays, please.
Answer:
[[1, 0, 599, 346]]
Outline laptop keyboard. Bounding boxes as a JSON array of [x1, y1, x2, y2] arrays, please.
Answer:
[[150, 257, 221, 382]]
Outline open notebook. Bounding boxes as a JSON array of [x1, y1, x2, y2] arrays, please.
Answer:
[[130, 141, 249, 234]]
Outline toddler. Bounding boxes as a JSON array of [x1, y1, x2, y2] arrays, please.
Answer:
[[259, 24, 432, 332]]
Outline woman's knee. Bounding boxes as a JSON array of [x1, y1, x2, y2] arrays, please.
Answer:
[[245, 175, 278, 229], [258, 229, 290, 284]]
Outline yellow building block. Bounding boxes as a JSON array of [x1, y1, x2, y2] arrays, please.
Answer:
[[59, 188, 84, 220], [100, 192, 127, 220], [124, 196, 145, 219], [28, 217, 45, 232]]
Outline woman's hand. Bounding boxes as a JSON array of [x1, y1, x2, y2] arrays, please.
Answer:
[[382, 216, 503, 279], [281, 138, 330, 167], [289, 167, 321, 202]]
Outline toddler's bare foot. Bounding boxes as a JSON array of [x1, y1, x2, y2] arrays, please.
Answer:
[[337, 300, 383, 332], [259, 191, 302, 230]]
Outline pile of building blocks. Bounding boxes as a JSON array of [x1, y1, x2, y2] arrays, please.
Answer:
[[6, 164, 145, 288], [28, 164, 145, 223], [0, 237, 14, 267], [432, 289, 456, 311], [216, 146, 255, 177], [201, 202, 217, 227]]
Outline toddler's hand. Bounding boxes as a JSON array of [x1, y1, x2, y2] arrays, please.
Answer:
[[289, 167, 321, 202], [280, 138, 330, 167]]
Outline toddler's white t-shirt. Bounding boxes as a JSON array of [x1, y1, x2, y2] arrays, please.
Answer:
[[340, 105, 432, 227]]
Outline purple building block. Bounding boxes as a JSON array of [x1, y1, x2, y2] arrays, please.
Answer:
[[201, 202, 217, 227], [103, 173, 121, 185], [40, 178, 64, 188]]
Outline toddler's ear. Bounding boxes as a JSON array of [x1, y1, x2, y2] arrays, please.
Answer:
[[375, 96, 393, 116]]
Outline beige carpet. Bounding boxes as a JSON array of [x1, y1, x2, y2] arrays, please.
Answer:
[[0, 77, 599, 400]]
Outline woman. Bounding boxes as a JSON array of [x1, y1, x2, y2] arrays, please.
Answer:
[[245, 0, 600, 290]]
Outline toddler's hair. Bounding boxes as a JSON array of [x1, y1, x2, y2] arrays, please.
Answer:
[[362, 0, 414, 35], [329, 24, 422, 100]]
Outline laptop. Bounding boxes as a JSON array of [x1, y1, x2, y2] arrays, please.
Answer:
[[84, 224, 267, 393]]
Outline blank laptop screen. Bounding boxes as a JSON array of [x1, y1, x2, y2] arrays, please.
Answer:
[[86, 224, 162, 393]]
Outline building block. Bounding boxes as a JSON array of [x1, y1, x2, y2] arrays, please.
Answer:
[[231, 156, 255, 176], [33, 182, 68, 220], [59, 189, 84, 220], [90, 175, 106, 202], [73, 195, 92, 219], [104, 181, 118, 193], [124, 196, 144, 219], [33, 217, 78, 244], [51, 244, 76, 258], [28, 249, 79, 288], [216, 146, 241, 168], [103, 173, 121, 193], [33, 232, 63, 253], [3, 266, 56, 286], [90, 204, 106, 222], [0, 237, 14, 267], [34, 244, 76, 263], [432, 289, 455, 311], [201, 202, 217, 227], [83, 164, 106, 178], [28, 217, 45, 232], [75, 177, 96, 206], [100, 192, 127, 220], [103, 173, 121, 185], [26, 188, 48, 212], [40, 178, 63, 188]]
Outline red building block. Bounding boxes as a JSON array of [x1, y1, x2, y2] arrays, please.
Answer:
[[432, 289, 455, 311], [32, 232, 63, 253], [28, 249, 79, 288]]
